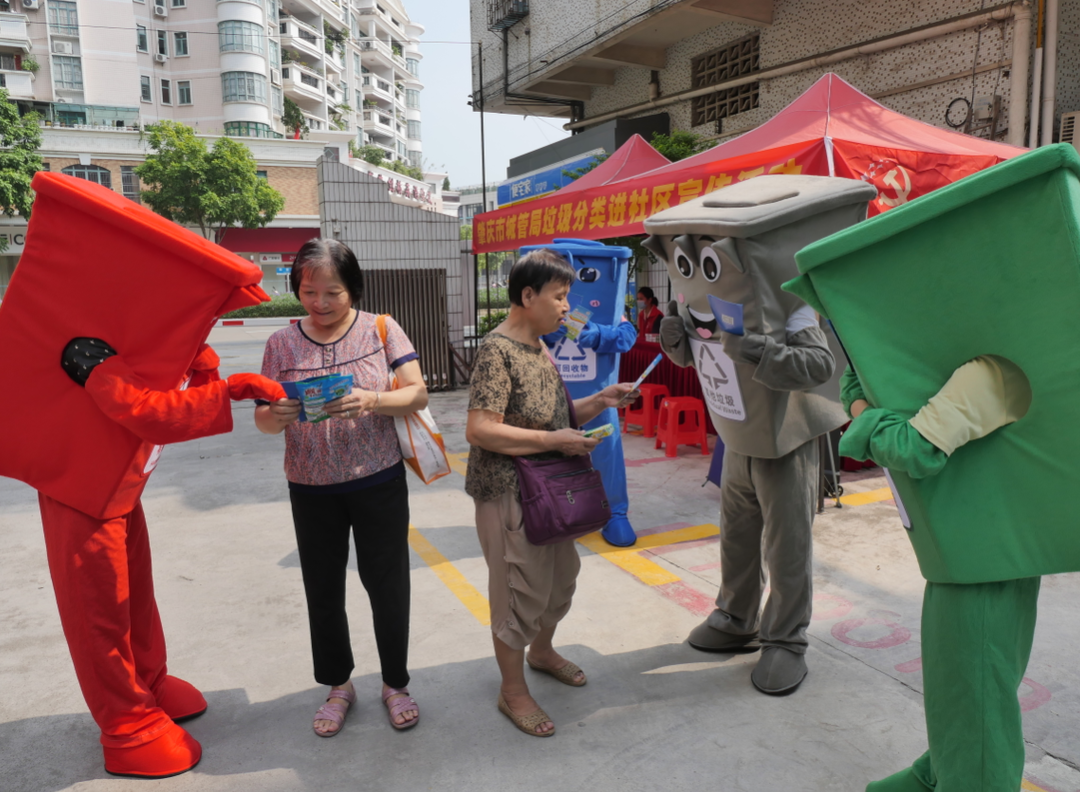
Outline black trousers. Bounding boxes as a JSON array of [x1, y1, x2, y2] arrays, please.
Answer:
[[289, 472, 411, 690]]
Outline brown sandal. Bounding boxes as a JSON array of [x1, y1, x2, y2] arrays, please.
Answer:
[[497, 693, 555, 737], [526, 655, 587, 687]]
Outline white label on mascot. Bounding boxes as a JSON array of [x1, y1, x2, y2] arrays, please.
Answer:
[[551, 337, 597, 383], [688, 337, 746, 422]]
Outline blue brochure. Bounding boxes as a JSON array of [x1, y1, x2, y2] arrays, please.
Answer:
[[707, 294, 744, 336], [281, 373, 354, 423]]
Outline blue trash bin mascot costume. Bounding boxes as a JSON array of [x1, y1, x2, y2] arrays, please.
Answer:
[[529, 239, 638, 547]]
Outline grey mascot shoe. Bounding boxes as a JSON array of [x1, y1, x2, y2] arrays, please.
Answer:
[[750, 646, 807, 695], [687, 621, 761, 653]]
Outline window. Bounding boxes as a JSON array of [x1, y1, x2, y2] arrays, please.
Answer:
[[177, 80, 192, 104], [160, 79, 171, 104], [0, 54, 16, 70], [408, 150, 422, 167], [171, 0, 186, 6], [397, 140, 405, 157], [406, 58, 418, 77], [271, 84, 282, 115], [221, 71, 268, 103], [174, 32, 188, 56], [355, 88, 362, 108], [140, 75, 151, 101], [223, 121, 279, 138], [407, 119, 420, 140], [62, 164, 111, 188], [269, 39, 279, 68], [48, 0, 79, 36], [158, 30, 168, 56], [405, 88, 419, 109], [120, 166, 141, 204], [256, 170, 268, 180], [353, 52, 360, 75], [136, 25, 148, 52], [691, 34, 760, 128], [53, 56, 83, 90], [218, 20, 264, 54], [266, 0, 278, 22]]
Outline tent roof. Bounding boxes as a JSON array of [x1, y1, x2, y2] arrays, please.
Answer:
[[560, 133, 671, 192], [640, 73, 1022, 180]]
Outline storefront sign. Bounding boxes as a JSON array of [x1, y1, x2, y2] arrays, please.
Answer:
[[0, 227, 28, 255], [276, 267, 291, 275]]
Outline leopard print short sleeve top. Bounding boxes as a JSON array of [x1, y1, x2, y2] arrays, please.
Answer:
[[465, 333, 571, 502]]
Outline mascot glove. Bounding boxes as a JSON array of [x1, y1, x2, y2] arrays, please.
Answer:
[[227, 373, 287, 402], [908, 355, 1029, 456], [575, 323, 600, 349], [721, 332, 766, 365], [190, 343, 221, 373], [840, 365, 868, 418], [61, 337, 117, 387], [659, 314, 692, 368]]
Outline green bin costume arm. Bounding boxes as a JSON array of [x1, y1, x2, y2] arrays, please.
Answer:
[[723, 325, 835, 392], [838, 356, 1027, 480]]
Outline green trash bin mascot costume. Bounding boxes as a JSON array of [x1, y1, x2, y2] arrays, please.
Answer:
[[784, 144, 1080, 791], [642, 175, 876, 694]]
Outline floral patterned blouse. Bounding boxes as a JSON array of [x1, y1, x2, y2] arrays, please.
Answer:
[[465, 332, 571, 502], [260, 311, 418, 490]]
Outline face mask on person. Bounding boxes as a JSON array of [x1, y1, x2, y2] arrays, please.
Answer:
[[637, 300, 646, 310]]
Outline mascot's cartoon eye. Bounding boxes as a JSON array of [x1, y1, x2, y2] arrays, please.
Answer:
[[700, 248, 721, 282], [675, 250, 694, 279], [577, 267, 600, 283]]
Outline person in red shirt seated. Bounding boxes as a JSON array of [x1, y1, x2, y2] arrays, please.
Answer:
[[636, 287, 663, 336]]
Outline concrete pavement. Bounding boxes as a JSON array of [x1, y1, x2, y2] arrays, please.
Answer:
[[2, 325, 1079, 791]]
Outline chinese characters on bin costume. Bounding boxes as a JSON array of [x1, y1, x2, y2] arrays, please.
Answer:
[[0, 172, 285, 778]]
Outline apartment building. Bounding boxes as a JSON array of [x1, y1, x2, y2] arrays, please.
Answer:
[[0, 0, 423, 159], [471, 0, 1079, 162]]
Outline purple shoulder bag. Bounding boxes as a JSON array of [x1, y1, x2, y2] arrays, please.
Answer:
[[512, 368, 611, 545]]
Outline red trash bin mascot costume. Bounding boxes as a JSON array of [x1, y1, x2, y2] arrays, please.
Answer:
[[0, 172, 286, 778]]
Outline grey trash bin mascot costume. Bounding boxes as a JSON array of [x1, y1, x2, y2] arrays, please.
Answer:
[[642, 175, 876, 694]]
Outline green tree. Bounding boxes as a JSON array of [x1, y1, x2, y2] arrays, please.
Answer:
[[0, 89, 43, 252], [282, 97, 308, 139], [460, 224, 472, 240], [386, 158, 423, 180], [354, 143, 386, 167], [135, 120, 285, 243], [442, 176, 450, 191], [650, 130, 711, 162], [562, 152, 608, 181]]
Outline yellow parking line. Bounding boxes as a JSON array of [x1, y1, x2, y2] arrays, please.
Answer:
[[1021, 781, 1050, 792], [407, 526, 490, 625], [839, 487, 894, 506], [447, 451, 469, 476], [577, 524, 720, 587]]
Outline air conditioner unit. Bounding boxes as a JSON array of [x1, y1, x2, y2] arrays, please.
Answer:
[[1060, 111, 1080, 155], [52, 41, 74, 55], [270, 69, 281, 86], [21, 0, 38, 9], [153, 3, 167, 16], [154, 52, 168, 63]]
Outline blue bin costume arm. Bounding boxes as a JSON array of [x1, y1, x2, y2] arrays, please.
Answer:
[[540, 320, 636, 354]]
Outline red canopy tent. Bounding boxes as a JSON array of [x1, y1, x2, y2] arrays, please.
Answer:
[[472, 73, 1024, 254]]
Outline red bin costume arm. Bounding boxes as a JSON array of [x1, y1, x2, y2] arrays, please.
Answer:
[[84, 347, 286, 447]]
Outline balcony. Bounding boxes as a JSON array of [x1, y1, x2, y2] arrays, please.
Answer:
[[362, 108, 395, 138], [487, 0, 528, 32], [358, 37, 406, 71], [281, 64, 323, 105], [279, 16, 323, 62], [0, 68, 32, 97], [0, 12, 31, 52], [325, 48, 344, 77]]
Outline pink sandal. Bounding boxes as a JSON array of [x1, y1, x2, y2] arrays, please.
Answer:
[[313, 687, 356, 738], [382, 687, 419, 731]]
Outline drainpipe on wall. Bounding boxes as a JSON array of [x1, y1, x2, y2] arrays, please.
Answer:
[[1039, 0, 1059, 145], [1007, 1, 1032, 147], [564, 2, 1026, 132], [1028, 0, 1044, 147]]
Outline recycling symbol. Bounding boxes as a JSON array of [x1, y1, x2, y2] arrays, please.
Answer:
[[553, 337, 587, 361], [697, 342, 730, 388]]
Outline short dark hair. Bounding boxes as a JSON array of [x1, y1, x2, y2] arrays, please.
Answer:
[[290, 238, 364, 307], [508, 249, 575, 306]]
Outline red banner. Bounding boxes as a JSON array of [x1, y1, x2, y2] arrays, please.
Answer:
[[472, 141, 827, 254]]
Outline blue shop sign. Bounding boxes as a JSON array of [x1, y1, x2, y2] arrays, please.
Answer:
[[276, 267, 291, 275], [497, 152, 603, 207]]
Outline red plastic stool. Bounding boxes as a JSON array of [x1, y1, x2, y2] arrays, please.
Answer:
[[655, 397, 709, 457], [623, 383, 670, 438]]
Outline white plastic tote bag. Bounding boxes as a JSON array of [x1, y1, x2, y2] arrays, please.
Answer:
[[376, 315, 451, 484]]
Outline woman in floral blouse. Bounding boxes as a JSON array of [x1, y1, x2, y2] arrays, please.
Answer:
[[256, 239, 428, 738]]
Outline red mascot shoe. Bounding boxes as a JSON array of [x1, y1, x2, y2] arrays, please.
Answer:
[[103, 722, 202, 779], [154, 675, 208, 723]]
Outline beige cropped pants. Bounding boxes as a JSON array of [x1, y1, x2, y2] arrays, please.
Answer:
[[473, 491, 581, 650]]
